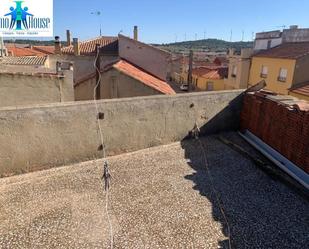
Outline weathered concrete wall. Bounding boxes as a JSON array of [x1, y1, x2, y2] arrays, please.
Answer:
[[74, 68, 163, 101], [118, 35, 171, 80], [0, 90, 243, 176], [0, 72, 74, 107], [283, 28, 309, 43], [49, 54, 119, 82]]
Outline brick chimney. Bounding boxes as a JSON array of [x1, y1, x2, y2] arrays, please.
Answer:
[[66, 30, 72, 46], [134, 26, 138, 41], [54, 36, 61, 55], [73, 38, 80, 56]]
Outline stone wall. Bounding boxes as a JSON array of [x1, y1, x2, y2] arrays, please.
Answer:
[[0, 90, 243, 176]]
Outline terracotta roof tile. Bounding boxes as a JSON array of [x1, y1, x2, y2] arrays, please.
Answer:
[[6, 46, 46, 57], [290, 82, 309, 97], [32, 46, 55, 55], [61, 36, 118, 55], [113, 60, 175, 95], [254, 42, 309, 59], [0, 56, 47, 65], [74, 60, 176, 95], [192, 67, 228, 80]]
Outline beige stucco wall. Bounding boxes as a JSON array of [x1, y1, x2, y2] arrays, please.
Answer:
[[0, 90, 244, 176], [74, 68, 162, 101], [0, 72, 74, 108], [118, 35, 171, 80]]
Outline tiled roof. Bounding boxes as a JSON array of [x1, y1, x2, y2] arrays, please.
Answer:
[[61, 36, 118, 55], [32, 46, 55, 55], [290, 82, 309, 97], [6, 45, 46, 57], [0, 56, 47, 65], [192, 67, 228, 80], [75, 59, 176, 95], [113, 60, 175, 95], [254, 42, 309, 59]]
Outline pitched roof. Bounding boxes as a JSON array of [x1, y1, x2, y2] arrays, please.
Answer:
[[32, 46, 55, 55], [0, 56, 47, 65], [61, 36, 118, 55], [114, 60, 175, 94], [254, 42, 309, 59], [6, 45, 46, 57], [192, 67, 228, 80], [75, 60, 176, 95], [289, 82, 309, 97]]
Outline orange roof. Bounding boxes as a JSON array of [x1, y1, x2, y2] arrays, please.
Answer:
[[74, 60, 176, 95], [192, 67, 228, 80], [32, 46, 55, 55], [113, 60, 175, 95], [6, 45, 45, 57], [62, 36, 118, 55], [290, 82, 309, 97]]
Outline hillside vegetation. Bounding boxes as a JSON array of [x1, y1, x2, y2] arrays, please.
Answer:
[[156, 39, 253, 53]]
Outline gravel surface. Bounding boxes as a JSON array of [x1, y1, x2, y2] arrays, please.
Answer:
[[0, 133, 308, 248]]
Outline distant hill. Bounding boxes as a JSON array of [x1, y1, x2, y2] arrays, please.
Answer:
[[156, 39, 253, 53], [4, 39, 66, 46]]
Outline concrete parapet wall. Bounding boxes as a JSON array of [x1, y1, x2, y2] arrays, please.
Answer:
[[0, 90, 243, 176], [0, 71, 74, 108]]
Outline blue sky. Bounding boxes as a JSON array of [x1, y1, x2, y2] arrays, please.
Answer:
[[54, 0, 309, 43]]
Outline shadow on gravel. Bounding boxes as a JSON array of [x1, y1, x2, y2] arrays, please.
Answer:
[[181, 133, 309, 249]]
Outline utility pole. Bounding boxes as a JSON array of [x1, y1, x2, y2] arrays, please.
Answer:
[[242, 30, 244, 42], [230, 30, 233, 42], [188, 50, 193, 92], [95, 44, 101, 99]]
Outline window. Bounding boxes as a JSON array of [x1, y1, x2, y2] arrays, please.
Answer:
[[278, 68, 288, 82], [267, 40, 272, 49], [207, 81, 214, 91], [260, 65, 268, 78], [231, 65, 237, 77]]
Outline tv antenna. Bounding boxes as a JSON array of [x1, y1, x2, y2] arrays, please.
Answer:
[[91, 11, 102, 36]]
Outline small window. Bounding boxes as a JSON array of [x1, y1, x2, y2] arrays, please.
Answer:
[[260, 65, 268, 78], [231, 65, 237, 77], [207, 81, 214, 91], [278, 68, 288, 82]]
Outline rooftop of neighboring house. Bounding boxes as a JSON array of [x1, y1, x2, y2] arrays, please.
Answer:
[[192, 66, 228, 80], [61, 36, 118, 55], [0, 56, 47, 66], [31, 46, 55, 55], [289, 81, 309, 97], [75, 59, 176, 95], [254, 42, 309, 59], [0, 132, 307, 248], [5, 45, 46, 57]]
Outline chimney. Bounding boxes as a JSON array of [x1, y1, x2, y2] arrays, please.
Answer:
[[134, 26, 138, 41], [66, 30, 72, 46], [187, 50, 193, 92], [54, 36, 61, 55], [73, 38, 80, 56]]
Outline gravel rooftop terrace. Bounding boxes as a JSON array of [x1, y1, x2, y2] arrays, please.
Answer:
[[0, 132, 308, 249]]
